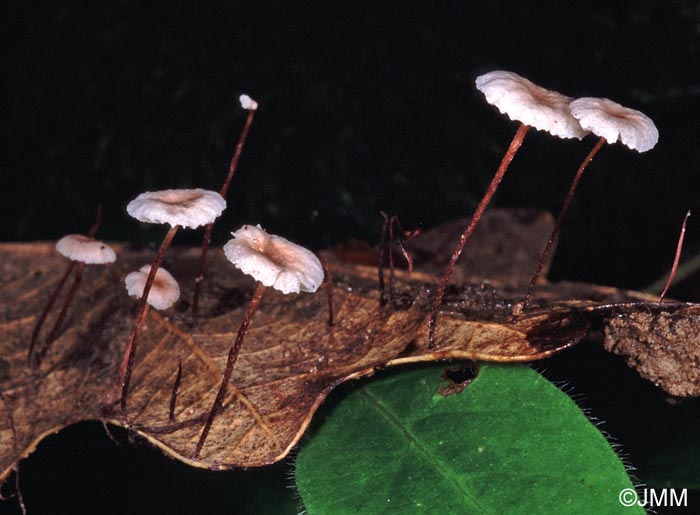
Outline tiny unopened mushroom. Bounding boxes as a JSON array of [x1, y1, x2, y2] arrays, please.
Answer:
[[239, 94, 259, 111], [524, 96, 659, 306], [119, 188, 225, 413], [29, 206, 114, 365], [191, 95, 259, 322], [428, 71, 586, 347], [194, 224, 323, 458]]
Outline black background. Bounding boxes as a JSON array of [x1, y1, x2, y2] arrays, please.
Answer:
[[3, 1, 700, 513]]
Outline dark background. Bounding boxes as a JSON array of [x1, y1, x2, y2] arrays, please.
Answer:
[[3, 1, 700, 513]]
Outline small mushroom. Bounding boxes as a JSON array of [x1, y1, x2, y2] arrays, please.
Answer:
[[524, 96, 659, 306], [239, 94, 259, 111], [428, 71, 586, 347], [124, 265, 180, 311], [116, 266, 180, 393], [191, 94, 259, 323], [119, 188, 225, 412], [29, 206, 114, 365], [193, 224, 323, 458]]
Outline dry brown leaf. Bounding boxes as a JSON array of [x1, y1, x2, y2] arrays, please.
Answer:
[[1, 212, 698, 481], [0, 239, 591, 480]]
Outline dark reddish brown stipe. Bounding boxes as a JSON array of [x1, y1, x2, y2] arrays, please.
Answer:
[[524, 136, 607, 308], [194, 282, 266, 458], [27, 261, 75, 363], [169, 360, 183, 422], [29, 204, 102, 365], [378, 211, 389, 306], [378, 212, 418, 308], [321, 256, 334, 326], [659, 210, 691, 303], [192, 108, 257, 323], [429, 123, 530, 348], [119, 224, 179, 414], [35, 263, 85, 363]]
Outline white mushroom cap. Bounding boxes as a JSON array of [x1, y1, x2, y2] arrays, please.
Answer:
[[124, 265, 180, 310], [475, 71, 587, 140], [127, 189, 226, 229], [570, 97, 659, 152], [55, 234, 117, 264], [239, 94, 259, 111], [223, 224, 324, 294]]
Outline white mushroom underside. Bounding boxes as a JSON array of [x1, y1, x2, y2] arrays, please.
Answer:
[[126, 188, 226, 229], [475, 70, 588, 140], [124, 265, 181, 310], [223, 224, 324, 294], [55, 234, 117, 264], [570, 97, 659, 152]]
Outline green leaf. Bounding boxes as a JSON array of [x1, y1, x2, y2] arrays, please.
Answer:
[[295, 364, 641, 514]]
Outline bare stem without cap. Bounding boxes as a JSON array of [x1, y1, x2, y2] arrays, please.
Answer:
[[659, 209, 691, 303]]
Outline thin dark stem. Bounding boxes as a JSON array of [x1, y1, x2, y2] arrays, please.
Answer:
[[388, 214, 396, 304], [194, 282, 266, 458], [524, 136, 607, 308], [169, 360, 183, 422], [428, 123, 529, 348], [35, 262, 85, 364], [87, 203, 103, 238], [191, 108, 257, 323], [27, 204, 102, 363], [119, 225, 179, 414], [220, 109, 257, 199], [28, 261, 75, 363], [378, 212, 389, 306], [659, 210, 691, 303], [321, 256, 334, 326]]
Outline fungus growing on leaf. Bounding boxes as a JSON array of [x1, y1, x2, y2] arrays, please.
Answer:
[[428, 71, 586, 347], [194, 224, 323, 457], [118, 188, 225, 413], [29, 206, 113, 365], [524, 96, 659, 306]]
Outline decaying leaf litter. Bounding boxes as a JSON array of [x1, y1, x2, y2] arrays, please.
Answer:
[[2, 209, 699, 482]]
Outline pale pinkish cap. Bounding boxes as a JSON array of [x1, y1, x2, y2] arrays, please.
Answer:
[[475, 71, 587, 140], [570, 97, 658, 152], [127, 189, 226, 229], [223, 224, 324, 294], [239, 94, 258, 111], [124, 265, 180, 310], [55, 234, 116, 264]]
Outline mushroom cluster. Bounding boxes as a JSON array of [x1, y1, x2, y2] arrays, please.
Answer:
[[429, 70, 659, 346], [24, 75, 665, 462]]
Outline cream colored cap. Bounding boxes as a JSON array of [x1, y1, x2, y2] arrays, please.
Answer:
[[55, 234, 116, 264], [127, 189, 226, 229], [476, 70, 587, 140], [223, 224, 324, 294], [124, 265, 180, 310]]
